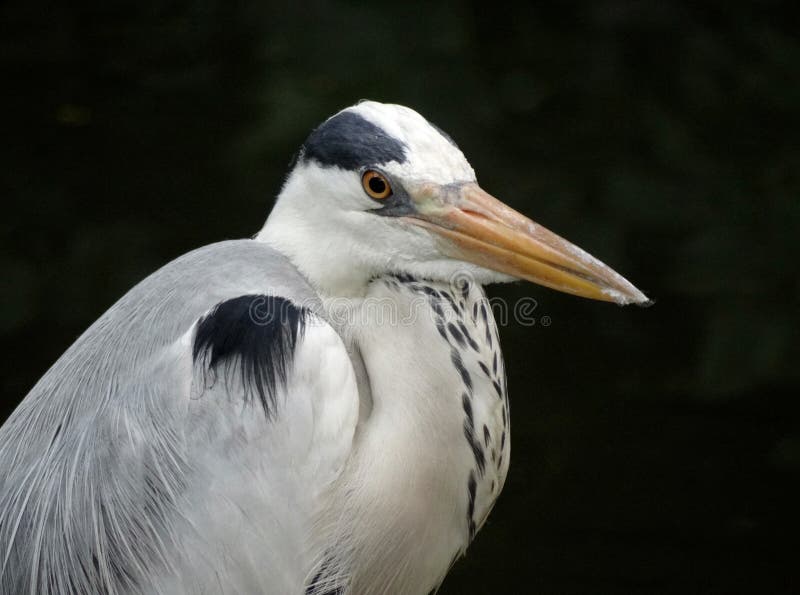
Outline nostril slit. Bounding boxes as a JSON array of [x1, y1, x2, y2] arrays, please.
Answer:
[[462, 209, 490, 221]]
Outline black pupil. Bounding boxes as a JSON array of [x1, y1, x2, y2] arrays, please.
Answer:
[[368, 176, 387, 195]]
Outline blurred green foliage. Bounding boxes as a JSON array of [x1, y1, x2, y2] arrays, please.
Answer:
[[1, 1, 798, 593]]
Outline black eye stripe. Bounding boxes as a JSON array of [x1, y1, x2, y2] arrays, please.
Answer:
[[300, 111, 408, 171]]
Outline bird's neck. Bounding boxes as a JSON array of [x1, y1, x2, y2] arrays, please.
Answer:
[[315, 276, 471, 593], [256, 212, 376, 298], [312, 274, 510, 593]]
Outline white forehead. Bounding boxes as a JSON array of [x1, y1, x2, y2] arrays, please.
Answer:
[[346, 101, 476, 184]]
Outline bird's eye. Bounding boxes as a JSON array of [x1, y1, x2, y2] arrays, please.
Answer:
[[362, 170, 392, 200]]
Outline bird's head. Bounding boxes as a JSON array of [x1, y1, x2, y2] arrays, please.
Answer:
[[259, 101, 647, 304]]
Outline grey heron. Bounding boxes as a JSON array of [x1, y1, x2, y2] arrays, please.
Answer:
[[0, 101, 647, 594]]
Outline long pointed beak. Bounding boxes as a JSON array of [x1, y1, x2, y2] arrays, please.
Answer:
[[403, 182, 649, 305]]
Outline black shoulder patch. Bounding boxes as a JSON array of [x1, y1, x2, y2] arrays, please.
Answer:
[[300, 111, 407, 170], [193, 295, 307, 419]]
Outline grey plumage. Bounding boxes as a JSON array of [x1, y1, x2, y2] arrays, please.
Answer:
[[0, 241, 320, 594]]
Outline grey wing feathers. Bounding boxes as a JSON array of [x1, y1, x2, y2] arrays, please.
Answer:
[[0, 241, 356, 594]]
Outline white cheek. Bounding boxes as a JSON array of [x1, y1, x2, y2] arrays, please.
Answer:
[[397, 222, 445, 259], [302, 164, 375, 211]]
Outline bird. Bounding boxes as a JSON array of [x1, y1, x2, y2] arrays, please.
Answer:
[[0, 101, 647, 595]]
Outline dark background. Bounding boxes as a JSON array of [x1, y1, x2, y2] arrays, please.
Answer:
[[1, 1, 798, 593]]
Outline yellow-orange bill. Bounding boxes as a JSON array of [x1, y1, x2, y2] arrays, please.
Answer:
[[403, 182, 650, 305]]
